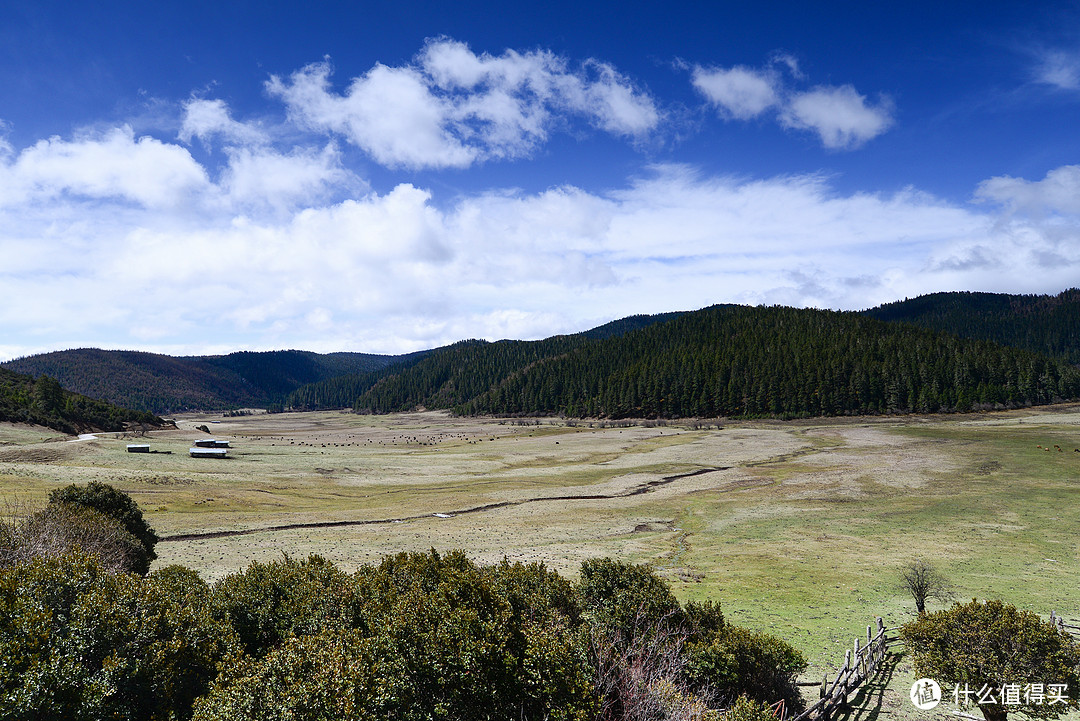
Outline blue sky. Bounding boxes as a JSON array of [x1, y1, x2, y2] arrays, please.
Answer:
[[2, 0, 1079, 359]]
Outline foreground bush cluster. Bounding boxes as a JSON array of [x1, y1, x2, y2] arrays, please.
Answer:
[[0, 483, 804, 721], [0, 552, 804, 721]]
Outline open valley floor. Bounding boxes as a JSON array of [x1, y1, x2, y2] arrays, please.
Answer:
[[3, 406, 1079, 717]]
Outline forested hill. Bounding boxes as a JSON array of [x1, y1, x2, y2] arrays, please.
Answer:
[[348, 305, 1080, 418], [285, 311, 685, 410], [1, 349, 422, 414], [863, 289, 1080, 364], [0, 367, 162, 435]]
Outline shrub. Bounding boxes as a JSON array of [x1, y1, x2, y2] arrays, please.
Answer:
[[210, 554, 355, 658], [8, 503, 151, 574], [902, 599, 1080, 721], [48, 482, 158, 565], [684, 625, 806, 709], [577, 557, 684, 644], [723, 695, 778, 721], [0, 553, 237, 721], [199, 550, 595, 721]]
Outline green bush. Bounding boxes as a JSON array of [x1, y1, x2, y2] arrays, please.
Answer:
[[685, 624, 806, 709], [8, 503, 151, 574], [577, 557, 684, 644], [198, 550, 595, 721], [210, 554, 355, 658], [48, 481, 158, 566], [723, 694, 778, 721], [0, 553, 237, 721], [902, 599, 1080, 721]]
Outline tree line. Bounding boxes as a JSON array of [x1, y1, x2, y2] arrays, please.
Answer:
[[2, 349, 416, 414], [863, 288, 1080, 364], [319, 305, 1080, 419], [0, 367, 161, 435]]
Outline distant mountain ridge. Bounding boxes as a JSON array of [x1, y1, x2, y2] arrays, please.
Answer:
[[346, 304, 1080, 419], [284, 311, 685, 411], [0, 366, 161, 435], [2, 349, 424, 415], [6, 291, 1080, 419], [861, 288, 1080, 364]]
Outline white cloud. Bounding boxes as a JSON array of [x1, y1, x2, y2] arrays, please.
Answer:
[[691, 58, 893, 150], [266, 39, 659, 169], [4, 126, 209, 207], [1034, 50, 1080, 90], [268, 60, 477, 169], [1, 46, 1075, 361], [780, 85, 894, 149], [975, 165, 1080, 215], [220, 143, 358, 211], [10, 134, 1070, 361], [180, 98, 269, 146], [692, 66, 779, 119]]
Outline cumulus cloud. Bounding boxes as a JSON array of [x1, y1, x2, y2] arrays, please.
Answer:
[[692, 66, 779, 119], [780, 85, 894, 149], [975, 165, 1080, 215], [220, 143, 357, 211], [691, 58, 893, 149], [9, 128, 1067, 361], [180, 98, 269, 146], [266, 39, 659, 169], [2, 126, 209, 207], [0, 44, 1074, 360]]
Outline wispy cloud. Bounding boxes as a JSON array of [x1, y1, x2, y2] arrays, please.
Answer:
[[265, 39, 659, 170], [692, 57, 894, 149], [1033, 49, 1080, 90]]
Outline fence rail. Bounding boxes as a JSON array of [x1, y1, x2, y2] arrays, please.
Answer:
[[1049, 611, 1080, 638], [791, 618, 889, 721]]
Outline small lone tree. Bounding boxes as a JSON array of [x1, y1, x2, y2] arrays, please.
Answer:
[[901, 599, 1080, 721], [900, 559, 950, 614]]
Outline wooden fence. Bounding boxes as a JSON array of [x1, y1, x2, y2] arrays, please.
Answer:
[[1049, 611, 1080, 638], [790, 618, 890, 721]]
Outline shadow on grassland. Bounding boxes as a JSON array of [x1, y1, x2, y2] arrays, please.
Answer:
[[831, 650, 903, 721]]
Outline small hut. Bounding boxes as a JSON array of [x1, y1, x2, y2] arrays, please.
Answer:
[[189, 447, 228, 458], [126, 444, 150, 453]]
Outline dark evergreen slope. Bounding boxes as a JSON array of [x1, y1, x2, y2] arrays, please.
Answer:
[[286, 311, 682, 410], [863, 289, 1080, 364], [2, 349, 415, 414], [0, 367, 162, 435], [352, 305, 1080, 418], [576, 311, 685, 340]]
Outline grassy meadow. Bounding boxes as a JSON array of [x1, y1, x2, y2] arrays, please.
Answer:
[[2, 406, 1079, 717]]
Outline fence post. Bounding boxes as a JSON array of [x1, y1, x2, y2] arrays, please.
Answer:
[[821, 676, 830, 721], [841, 649, 852, 709], [867, 625, 875, 674], [854, 637, 862, 681]]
